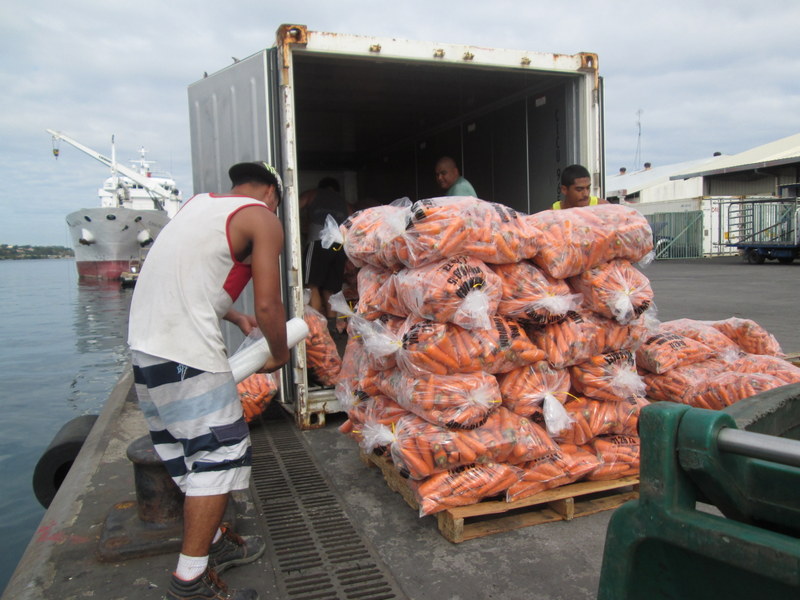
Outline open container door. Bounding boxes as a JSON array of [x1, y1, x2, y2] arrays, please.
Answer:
[[187, 43, 315, 428]]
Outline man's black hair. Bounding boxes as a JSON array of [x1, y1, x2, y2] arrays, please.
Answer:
[[318, 177, 340, 193], [560, 164, 591, 187]]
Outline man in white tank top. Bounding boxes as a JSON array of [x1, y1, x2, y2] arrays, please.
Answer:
[[128, 161, 289, 600]]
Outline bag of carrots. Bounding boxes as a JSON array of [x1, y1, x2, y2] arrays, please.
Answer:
[[558, 442, 604, 477], [411, 462, 521, 516], [322, 199, 411, 270], [691, 372, 788, 410], [659, 318, 740, 357], [361, 366, 404, 401], [355, 265, 407, 320], [504, 451, 568, 502], [568, 259, 654, 323], [505, 444, 602, 502], [401, 197, 538, 268], [635, 330, 715, 374], [526, 204, 654, 279], [329, 295, 404, 372], [396, 316, 545, 376], [527, 311, 605, 369], [237, 373, 279, 423], [496, 361, 573, 435], [338, 389, 410, 451], [335, 336, 383, 399], [490, 260, 582, 325], [361, 314, 406, 371], [707, 317, 784, 357], [570, 350, 646, 402], [352, 395, 410, 450], [531, 310, 652, 370], [642, 358, 728, 404], [393, 370, 501, 429], [556, 396, 648, 445], [732, 353, 800, 385], [393, 255, 502, 330], [302, 303, 342, 386], [390, 407, 558, 479], [585, 435, 640, 481]]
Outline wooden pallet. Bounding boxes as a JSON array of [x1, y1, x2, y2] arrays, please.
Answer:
[[360, 451, 639, 543]]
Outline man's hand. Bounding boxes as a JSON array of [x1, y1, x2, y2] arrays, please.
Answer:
[[258, 353, 286, 374], [223, 309, 258, 336]]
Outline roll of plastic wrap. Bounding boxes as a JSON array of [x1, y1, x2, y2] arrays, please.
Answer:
[[229, 317, 309, 383]]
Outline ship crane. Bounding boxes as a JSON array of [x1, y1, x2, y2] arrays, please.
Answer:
[[46, 129, 180, 210]]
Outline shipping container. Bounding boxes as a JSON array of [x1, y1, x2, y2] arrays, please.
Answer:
[[188, 24, 604, 427]]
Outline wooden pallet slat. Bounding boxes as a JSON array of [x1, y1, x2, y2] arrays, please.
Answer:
[[360, 451, 639, 543]]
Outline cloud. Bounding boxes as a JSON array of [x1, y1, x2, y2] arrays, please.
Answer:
[[2, 0, 799, 244]]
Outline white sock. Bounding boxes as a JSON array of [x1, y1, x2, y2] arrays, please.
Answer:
[[211, 528, 223, 545], [175, 553, 209, 581]]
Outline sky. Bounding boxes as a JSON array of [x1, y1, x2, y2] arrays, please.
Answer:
[[2, 0, 799, 246]]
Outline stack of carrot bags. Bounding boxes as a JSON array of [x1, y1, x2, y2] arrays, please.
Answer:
[[321, 196, 799, 517]]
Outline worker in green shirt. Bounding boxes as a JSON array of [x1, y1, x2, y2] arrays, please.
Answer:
[[553, 164, 608, 209], [435, 156, 477, 197]]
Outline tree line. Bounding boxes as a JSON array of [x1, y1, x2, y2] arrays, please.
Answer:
[[0, 245, 74, 260]]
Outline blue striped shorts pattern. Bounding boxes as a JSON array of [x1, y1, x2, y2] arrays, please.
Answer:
[[131, 350, 251, 496]]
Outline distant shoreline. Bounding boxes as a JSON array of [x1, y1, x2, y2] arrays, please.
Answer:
[[0, 245, 73, 260]]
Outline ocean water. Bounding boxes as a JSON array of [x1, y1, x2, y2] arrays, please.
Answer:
[[0, 258, 133, 592]]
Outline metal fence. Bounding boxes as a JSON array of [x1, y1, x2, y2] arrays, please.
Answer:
[[646, 211, 704, 260], [726, 199, 799, 245]]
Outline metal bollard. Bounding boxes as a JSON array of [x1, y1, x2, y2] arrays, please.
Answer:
[[125, 434, 184, 523]]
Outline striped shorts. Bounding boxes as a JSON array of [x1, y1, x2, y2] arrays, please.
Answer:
[[131, 350, 252, 497]]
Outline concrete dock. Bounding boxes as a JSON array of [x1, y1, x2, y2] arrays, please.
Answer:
[[3, 256, 797, 599]]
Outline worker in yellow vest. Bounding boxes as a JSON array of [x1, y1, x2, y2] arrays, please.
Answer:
[[552, 164, 609, 209]]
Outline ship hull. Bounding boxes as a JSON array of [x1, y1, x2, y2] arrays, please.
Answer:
[[66, 207, 170, 279]]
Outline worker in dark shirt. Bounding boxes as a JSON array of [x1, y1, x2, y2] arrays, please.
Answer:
[[301, 177, 349, 317]]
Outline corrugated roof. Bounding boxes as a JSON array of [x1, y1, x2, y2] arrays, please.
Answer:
[[605, 156, 719, 196], [669, 132, 800, 180]]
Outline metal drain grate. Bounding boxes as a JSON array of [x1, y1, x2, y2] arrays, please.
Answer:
[[250, 417, 408, 600]]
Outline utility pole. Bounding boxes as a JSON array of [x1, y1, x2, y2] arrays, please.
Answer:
[[633, 109, 643, 170]]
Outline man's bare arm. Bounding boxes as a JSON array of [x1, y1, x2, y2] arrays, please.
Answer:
[[230, 206, 290, 372]]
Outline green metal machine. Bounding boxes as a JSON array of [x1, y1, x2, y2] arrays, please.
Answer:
[[598, 384, 800, 599]]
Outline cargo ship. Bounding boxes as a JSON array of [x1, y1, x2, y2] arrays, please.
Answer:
[[48, 130, 182, 280]]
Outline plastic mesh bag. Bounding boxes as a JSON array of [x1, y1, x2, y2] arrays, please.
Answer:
[[393, 255, 502, 330], [491, 260, 581, 324], [393, 370, 501, 429], [397, 316, 545, 376], [526, 204, 653, 279], [569, 259, 654, 323], [237, 373, 279, 423], [708, 317, 783, 356], [635, 330, 715, 374], [401, 196, 538, 268], [570, 350, 646, 402]]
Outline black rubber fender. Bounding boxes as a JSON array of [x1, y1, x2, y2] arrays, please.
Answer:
[[33, 414, 98, 508]]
